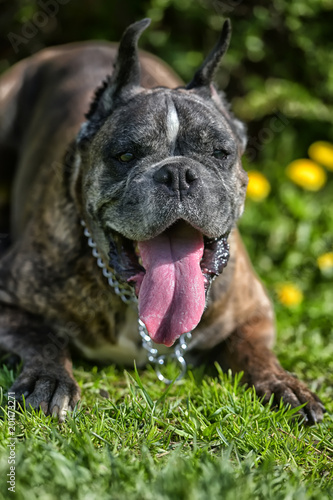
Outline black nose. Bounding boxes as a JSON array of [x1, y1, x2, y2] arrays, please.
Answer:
[[153, 164, 199, 197]]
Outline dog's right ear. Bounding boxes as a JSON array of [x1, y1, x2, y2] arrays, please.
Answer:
[[77, 18, 151, 144], [186, 19, 231, 91]]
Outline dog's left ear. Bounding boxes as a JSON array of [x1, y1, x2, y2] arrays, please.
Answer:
[[186, 19, 231, 90], [78, 18, 150, 143], [187, 19, 247, 154]]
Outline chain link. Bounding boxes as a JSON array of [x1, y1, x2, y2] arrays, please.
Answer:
[[81, 219, 192, 383], [138, 319, 192, 384], [81, 220, 134, 305]]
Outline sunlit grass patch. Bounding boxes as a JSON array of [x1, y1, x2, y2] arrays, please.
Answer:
[[0, 362, 332, 499]]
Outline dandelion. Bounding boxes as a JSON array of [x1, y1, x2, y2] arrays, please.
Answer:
[[308, 141, 333, 171], [317, 252, 333, 271], [277, 283, 303, 307], [286, 159, 327, 191], [246, 171, 271, 201]]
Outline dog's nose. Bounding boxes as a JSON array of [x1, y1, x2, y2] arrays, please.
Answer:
[[153, 164, 198, 196]]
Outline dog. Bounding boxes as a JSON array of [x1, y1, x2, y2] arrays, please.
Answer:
[[0, 18, 325, 423]]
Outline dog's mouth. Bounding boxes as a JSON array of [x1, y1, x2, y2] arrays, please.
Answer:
[[108, 220, 229, 347]]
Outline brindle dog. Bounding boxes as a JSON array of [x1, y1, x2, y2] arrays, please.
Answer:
[[0, 19, 325, 423]]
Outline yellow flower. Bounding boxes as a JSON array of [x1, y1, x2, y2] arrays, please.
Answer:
[[286, 159, 327, 191], [277, 283, 303, 307], [246, 171, 271, 201], [317, 252, 333, 271], [308, 141, 333, 171]]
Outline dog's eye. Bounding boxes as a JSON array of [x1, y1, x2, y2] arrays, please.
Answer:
[[118, 152, 135, 162], [213, 149, 228, 160]]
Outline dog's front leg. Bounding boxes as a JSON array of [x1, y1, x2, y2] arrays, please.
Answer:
[[0, 304, 80, 422], [223, 316, 325, 424]]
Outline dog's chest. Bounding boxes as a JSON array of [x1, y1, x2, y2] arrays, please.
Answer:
[[70, 305, 143, 365], [70, 302, 169, 367]]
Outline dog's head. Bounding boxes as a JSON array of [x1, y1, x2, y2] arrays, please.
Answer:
[[74, 18, 248, 346]]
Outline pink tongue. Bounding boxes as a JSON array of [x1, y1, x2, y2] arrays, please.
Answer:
[[137, 223, 205, 347]]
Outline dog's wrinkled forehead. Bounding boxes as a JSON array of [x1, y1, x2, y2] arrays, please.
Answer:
[[98, 88, 238, 155]]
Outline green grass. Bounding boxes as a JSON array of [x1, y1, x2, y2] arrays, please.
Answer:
[[0, 356, 332, 499]]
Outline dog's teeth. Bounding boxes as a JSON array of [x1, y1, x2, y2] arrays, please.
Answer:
[[138, 256, 143, 266]]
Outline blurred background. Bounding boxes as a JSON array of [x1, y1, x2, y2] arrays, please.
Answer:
[[0, 0, 333, 377]]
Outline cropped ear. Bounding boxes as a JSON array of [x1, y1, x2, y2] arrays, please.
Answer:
[[78, 18, 151, 143], [187, 19, 231, 90]]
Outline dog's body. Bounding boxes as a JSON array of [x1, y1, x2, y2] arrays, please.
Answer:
[[0, 20, 324, 423]]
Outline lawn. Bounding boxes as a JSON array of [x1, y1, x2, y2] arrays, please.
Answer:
[[0, 141, 333, 499]]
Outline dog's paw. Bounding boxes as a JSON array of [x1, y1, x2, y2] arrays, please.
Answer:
[[254, 370, 326, 425], [9, 363, 81, 422]]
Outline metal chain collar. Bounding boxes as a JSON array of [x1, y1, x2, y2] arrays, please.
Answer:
[[81, 219, 191, 383]]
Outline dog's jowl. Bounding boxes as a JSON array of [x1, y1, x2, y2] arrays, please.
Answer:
[[0, 19, 325, 423]]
